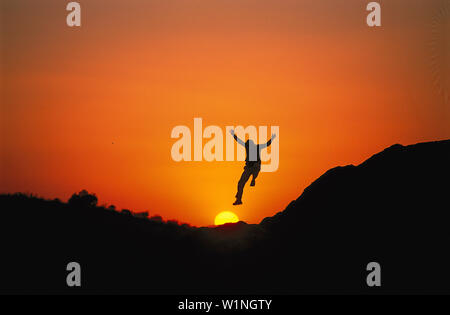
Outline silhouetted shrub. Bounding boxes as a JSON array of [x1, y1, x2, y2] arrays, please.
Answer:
[[134, 211, 149, 219], [68, 190, 98, 208], [149, 215, 163, 222], [121, 209, 132, 216]]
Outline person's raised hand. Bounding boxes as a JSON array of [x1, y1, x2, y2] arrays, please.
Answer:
[[230, 129, 235, 136], [272, 133, 276, 139]]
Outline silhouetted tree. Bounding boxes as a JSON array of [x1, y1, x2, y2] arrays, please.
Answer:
[[68, 190, 98, 208]]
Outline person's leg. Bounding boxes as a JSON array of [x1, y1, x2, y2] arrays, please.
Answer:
[[234, 166, 252, 204], [250, 164, 261, 186]]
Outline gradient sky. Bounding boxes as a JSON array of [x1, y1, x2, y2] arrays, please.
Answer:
[[1, 0, 449, 226]]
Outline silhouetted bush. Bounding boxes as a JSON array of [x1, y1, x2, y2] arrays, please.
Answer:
[[134, 211, 149, 219], [149, 215, 163, 222], [68, 190, 98, 208], [121, 209, 132, 216]]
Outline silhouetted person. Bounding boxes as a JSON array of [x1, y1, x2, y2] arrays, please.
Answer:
[[230, 130, 276, 205]]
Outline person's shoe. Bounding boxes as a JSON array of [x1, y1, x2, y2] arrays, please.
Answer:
[[250, 180, 256, 187], [233, 199, 242, 205]]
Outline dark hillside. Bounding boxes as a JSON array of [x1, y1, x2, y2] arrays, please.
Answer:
[[1, 140, 449, 294]]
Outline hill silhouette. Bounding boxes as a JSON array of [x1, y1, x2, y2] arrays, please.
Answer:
[[0, 139, 449, 294]]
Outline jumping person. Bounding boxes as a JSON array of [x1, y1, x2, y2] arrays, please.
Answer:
[[230, 129, 276, 205]]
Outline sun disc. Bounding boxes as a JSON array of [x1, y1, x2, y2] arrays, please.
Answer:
[[214, 211, 239, 226]]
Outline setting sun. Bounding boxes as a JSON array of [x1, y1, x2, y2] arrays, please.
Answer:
[[214, 211, 239, 226]]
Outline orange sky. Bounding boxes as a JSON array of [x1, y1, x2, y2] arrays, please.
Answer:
[[1, 0, 449, 226]]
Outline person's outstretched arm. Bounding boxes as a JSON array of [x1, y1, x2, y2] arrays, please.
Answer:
[[260, 134, 276, 149], [230, 129, 245, 146]]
